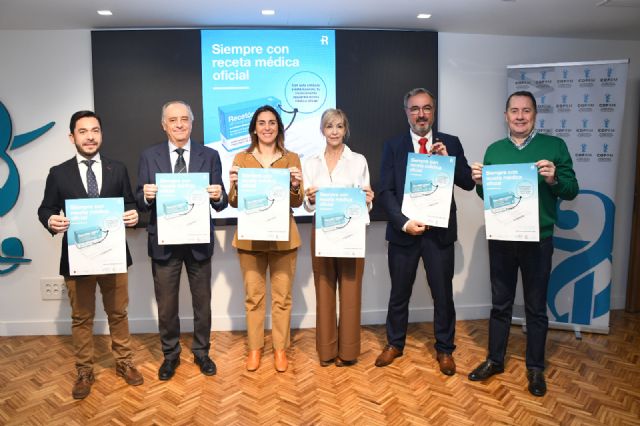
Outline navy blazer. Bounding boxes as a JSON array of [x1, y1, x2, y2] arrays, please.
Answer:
[[37, 156, 136, 276], [379, 131, 475, 246], [136, 141, 228, 261]]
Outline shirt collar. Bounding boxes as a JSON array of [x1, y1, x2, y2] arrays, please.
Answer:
[[76, 152, 101, 164], [410, 129, 433, 145], [508, 130, 537, 150], [168, 139, 191, 152]]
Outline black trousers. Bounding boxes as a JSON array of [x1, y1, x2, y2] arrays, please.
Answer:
[[152, 246, 212, 360], [487, 237, 553, 371], [385, 234, 456, 353]]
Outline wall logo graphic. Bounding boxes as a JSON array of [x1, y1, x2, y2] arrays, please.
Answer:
[[579, 68, 595, 87], [598, 118, 615, 139], [600, 93, 615, 112], [0, 101, 55, 275], [549, 191, 613, 324], [600, 67, 618, 87]]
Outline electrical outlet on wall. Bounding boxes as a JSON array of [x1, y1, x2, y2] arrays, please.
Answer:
[[40, 277, 67, 300]]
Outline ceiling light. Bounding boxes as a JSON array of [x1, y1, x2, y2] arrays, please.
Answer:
[[261, 9, 276, 16], [417, 13, 432, 19], [97, 10, 113, 16]]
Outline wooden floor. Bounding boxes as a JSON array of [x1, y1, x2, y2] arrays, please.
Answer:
[[1, 311, 639, 426]]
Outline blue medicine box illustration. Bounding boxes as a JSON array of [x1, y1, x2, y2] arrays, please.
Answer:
[[410, 179, 433, 194], [219, 97, 282, 141], [74, 226, 103, 248], [489, 192, 516, 209], [321, 213, 348, 231], [163, 199, 190, 218], [244, 194, 270, 213]]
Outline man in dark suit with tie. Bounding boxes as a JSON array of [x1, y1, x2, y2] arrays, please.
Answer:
[[137, 100, 228, 380], [38, 110, 143, 399], [376, 88, 475, 375]]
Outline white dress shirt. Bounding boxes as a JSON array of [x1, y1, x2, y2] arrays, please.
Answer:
[[302, 144, 371, 212], [410, 129, 434, 153], [168, 139, 192, 171]]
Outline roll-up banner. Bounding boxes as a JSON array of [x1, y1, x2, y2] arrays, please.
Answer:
[[507, 60, 629, 334]]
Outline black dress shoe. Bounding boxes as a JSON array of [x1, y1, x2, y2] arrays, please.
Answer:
[[194, 355, 217, 376], [527, 369, 547, 397], [468, 360, 504, 381], [158, 358, 180, 381]]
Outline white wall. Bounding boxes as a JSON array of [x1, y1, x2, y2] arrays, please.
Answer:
[[0, 30, 637, 335]]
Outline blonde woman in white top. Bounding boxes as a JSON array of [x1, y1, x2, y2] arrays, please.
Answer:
[[303, 108, 374, 366]]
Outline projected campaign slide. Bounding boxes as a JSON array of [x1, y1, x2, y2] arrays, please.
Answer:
[[201, 29, 336, 218]]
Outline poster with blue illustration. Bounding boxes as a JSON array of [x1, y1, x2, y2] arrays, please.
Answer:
[[482, 163, 539, 241], [201, 29, 336, 219], [65, 197, 126, 276], [315, 188, 367, 258], [156, 173, 210, 245], [401, 153, 456, 227], [237, 168, 290, 241]]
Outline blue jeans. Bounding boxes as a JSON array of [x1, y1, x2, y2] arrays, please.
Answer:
[[487, 237, 553, 371]]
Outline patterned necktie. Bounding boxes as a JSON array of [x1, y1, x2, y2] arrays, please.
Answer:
[[174, 148, 187, 173], [82, 160, 99, 198], [418, 137, 428, 154]]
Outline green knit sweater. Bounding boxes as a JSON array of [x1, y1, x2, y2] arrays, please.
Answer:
[[477, 133, 579, 239]]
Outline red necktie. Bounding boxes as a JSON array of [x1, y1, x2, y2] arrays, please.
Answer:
[[418, 137, 428, 154]]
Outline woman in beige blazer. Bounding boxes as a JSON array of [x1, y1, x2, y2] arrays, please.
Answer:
[[228, 105, 304, 373]]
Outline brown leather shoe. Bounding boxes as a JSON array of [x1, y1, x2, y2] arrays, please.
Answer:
[[116, 360, 144, 385], [375, 345, 403, 367], [72, 368, 95, 400], [436, 352, 456, 376], [274, 349, 288, 372], [246, 350, 262, 372], [335, 357, 358, 367]]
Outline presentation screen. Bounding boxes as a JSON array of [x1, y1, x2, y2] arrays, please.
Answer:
[[91, 29, 438, 223], [201, 30, 336, 218]]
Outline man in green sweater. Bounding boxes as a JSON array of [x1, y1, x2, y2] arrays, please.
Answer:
[[468, 91, 578, 396]]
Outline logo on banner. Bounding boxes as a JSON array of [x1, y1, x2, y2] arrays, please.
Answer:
[[515, 70, 530, 87], [598, 143, 613, 162], [549, 191, 614, 325], [557, 68, 573, 88], [574, 142, 592, 162], [598, 118, 615, 138], [579, 68, 595, 87], [599, 93, 616, 112], [556, 94, 572, 112], [535, 70, 552, 87], [576, 118, 593, 138], [538, 118, 552, 135], [0, 101, 55, 275], [537, 95, 553, 114], [578, 93, 594, 112], [600, 67, 618, 87], [554, 118, 571, 138]]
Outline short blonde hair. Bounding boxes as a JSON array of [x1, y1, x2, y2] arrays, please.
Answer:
[[320, 108, 350, 141]]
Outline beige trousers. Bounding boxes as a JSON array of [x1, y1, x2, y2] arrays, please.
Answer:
[[238, 248, 298, 350]]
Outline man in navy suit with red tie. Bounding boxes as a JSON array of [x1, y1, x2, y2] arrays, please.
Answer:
[[137, 101, 228, 381], [376, 88, 475, 374], [38, 110, 143, 399]]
